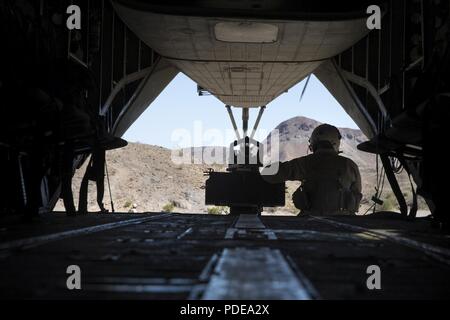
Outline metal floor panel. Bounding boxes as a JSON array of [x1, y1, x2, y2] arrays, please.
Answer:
[[0, 212, 449, 299]]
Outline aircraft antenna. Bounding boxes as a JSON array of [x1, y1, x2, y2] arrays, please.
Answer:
[[299, 74, 311, 103]]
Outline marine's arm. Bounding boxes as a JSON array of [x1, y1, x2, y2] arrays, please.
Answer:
[[261, 158, 307, 183]]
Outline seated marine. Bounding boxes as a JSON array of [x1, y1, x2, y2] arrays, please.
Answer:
[[262, 124, 362, 215]]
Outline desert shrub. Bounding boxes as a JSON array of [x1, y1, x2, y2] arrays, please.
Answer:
[[124, 200, 132, 208], [162, 202, 175, 213], [380, 192, 397, 211], [207, 206, 228, 215]]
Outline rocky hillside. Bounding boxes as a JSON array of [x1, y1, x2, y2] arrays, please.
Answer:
[[55, 116, 425, 214], [54, 143, 224, 213], [265, 116, 372, 168]]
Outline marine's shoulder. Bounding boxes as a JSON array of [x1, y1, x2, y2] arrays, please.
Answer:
[[284, 155, 310, 163]]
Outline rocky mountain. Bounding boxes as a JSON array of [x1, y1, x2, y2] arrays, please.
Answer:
[[264, 116, 373, 167], [54, 143, 224, 214]]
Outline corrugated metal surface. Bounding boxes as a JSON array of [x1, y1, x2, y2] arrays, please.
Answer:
[[114, 3, 369, 107]]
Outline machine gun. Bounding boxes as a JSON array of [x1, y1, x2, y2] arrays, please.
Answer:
[[204, 106, 285, 215]]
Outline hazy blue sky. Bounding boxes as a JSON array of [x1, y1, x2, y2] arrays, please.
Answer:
[[123, 73, 358, 148]]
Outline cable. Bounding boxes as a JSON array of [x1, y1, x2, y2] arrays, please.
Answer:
[[407, 171, 418, 218], [372, 154, 387, 214], [379, 167, 386, 196], [372, 154, 381, 213], [105, 158, 114, 213], [371, 110, 390, 214], [363, 203, 375, 215], [299, 75, 311, 103]]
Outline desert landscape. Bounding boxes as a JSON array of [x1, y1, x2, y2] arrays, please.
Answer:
[[55, 116, 427, 215]]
